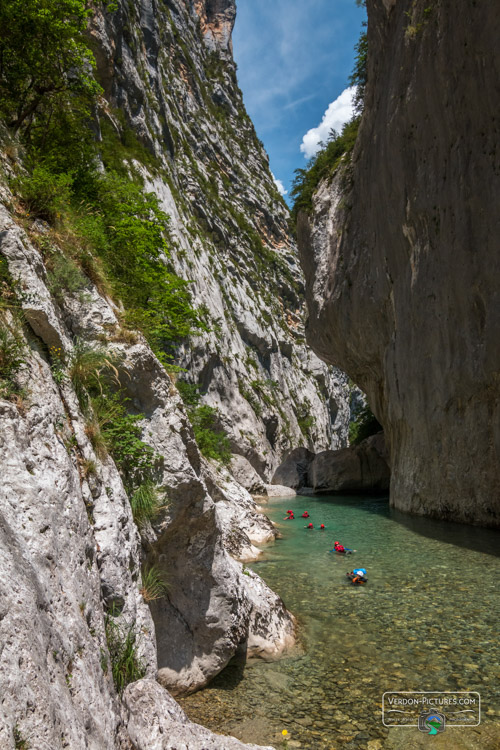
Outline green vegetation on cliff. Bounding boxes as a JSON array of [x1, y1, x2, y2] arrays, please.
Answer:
[[2, 0, 206, 368], [104, 611, 146, 695], [290, 118, 360, 221], [0, 0, 98, 134], [349, 404, 382, 446], [177, 381, 232, 464], [290, 22, 367, 221]]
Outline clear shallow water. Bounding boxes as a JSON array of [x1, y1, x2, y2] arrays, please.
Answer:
[[179, 495, 500, 748]]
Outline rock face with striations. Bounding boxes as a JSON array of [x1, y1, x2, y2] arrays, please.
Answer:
[[0, 197, 291, 747], [90, 0, 350, 480], [271, 447, 315, 490], [0, 0, 351, 745], [298, 0, 500, 526]]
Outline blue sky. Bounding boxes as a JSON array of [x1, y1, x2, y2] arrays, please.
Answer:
[[232, 0, 366, 199]]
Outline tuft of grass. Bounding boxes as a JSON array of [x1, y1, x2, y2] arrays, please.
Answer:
[[106, 325, 139, 345], [68, 339, 120, 411], [13, 725, 28, 749], [46, 251, 90, 303], [130, 481, 164, 528], [84, 416, 108, 460], [80, 457, 97, 479], [0, 312, 27, 400], [104, 613, 146, 695], [140, 563, 169, 602]]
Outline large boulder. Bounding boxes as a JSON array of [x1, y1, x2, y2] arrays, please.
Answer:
[[271, 447, 315, 489], [230, 454, 266, 495], [310, 433, 390, 493], [265, 485, 297, 498]]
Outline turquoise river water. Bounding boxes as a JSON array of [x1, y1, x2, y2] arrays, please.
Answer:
[[179, 495, 500, 749]]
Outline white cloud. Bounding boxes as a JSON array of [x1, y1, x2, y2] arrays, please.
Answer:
[[300, 86, 356, 159], [272, 173, 288, 196]]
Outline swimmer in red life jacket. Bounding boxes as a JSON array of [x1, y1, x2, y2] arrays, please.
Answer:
[[305, 522, 314, 529], [332, 541, 355, 554], [320, 524, 326, 530], [302, 511, 310, 518], [283, 513, 295, 520]]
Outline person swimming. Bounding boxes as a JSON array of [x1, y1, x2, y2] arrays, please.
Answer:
[[283, 513, 295, 520], [332, 541, 354, 554], [302, 511, 310, 518], [305, 522, 314, 529], [346, 568, 367, 585], [320, 524, 325, 530]]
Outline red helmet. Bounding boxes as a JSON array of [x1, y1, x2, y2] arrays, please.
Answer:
[[320, 524, 325, 528], [308, 523, 313, 527], [287, 510, 293, 514], [334, 541, 339, 544]]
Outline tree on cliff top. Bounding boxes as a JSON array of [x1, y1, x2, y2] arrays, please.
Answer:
[[290, 18, 367, 221]]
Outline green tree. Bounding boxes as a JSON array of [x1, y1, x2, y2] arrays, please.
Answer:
[[0, 0, 100, 135], [290, 118, 360, 220], [349, 27, 368, 115]]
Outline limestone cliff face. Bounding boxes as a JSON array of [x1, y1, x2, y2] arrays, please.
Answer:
[[90, 0, 349, 480], [194, 0, 236, 52], [299, 0, 500, 526], [0, 191, 290, 748], [0, 0, 348, 744]]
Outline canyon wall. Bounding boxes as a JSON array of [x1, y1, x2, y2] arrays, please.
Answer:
[[299, 0, 500, 526], [90, 0, 349, 480], [0, 0, 339, 746], [0, 190, 288, 748]]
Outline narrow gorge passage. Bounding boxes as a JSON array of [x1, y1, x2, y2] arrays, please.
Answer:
[[1, 0, 498, 748], [180, 495, 500, 749]]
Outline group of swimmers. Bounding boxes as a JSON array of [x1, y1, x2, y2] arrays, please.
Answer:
[[282, 509, 326, 530], [281, 507, 368, 585]]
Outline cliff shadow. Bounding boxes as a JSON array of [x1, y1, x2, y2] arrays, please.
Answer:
[[294, 493, 500, 558], [389, 507, 500, 559]]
